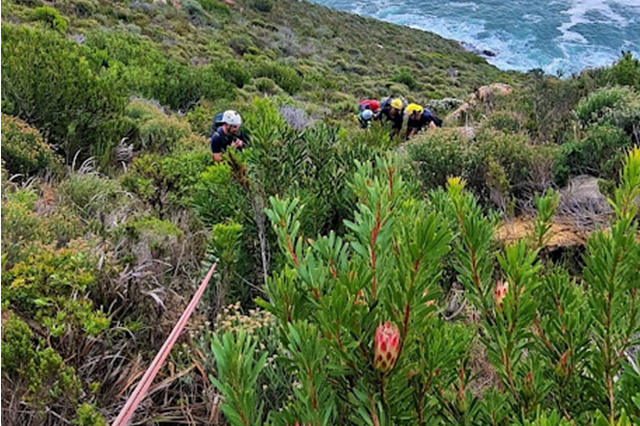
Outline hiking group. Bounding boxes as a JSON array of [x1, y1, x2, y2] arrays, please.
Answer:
[[357, 97, 442, 139], [210, 97, 442, 161]]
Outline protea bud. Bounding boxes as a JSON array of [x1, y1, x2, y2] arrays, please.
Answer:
[[374, 321, 400, 373], [494, 279, 509, 307]]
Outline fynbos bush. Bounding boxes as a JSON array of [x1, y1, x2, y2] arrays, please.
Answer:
[[1, 114, 60, 177], [208, 150, 640, 425]]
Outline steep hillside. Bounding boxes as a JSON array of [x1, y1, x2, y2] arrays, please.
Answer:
[[2, 0, 640, 425]]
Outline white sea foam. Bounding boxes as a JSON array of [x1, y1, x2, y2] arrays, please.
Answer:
[[312, 0, 640, 74], [557, 0, 631, 45]]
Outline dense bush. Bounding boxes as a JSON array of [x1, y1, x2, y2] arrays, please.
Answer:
[[604, 51, 640, 90], [30, 6, 68, 33], [58, 171, 123, 221], [138, 115, 192, 153], [252, 61, 303, 94], [1, 316, 86, 421], [408, 128, 472, 189], [482, 110, 524, 134], [1, 25, 127, 162], [409, 129, 547, 205], [122, 150, 211, 211], [82, 30, 235, 110], [213, 60, 251, 88], [249, 0, 273, 13], [391, 67, 418, 90], [557, 124, 631, 181], [576, 86, 640, 142], [229, 33, 255, 55], [208, 150, 640, 425], [1, 114, 60, 177]]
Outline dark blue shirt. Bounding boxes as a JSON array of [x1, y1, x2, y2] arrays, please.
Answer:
[[210, 126, 233, 154], [407, 109, 442, 131]]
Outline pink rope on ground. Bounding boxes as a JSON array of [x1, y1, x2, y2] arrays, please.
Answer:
[[112, 262, 218, 426]]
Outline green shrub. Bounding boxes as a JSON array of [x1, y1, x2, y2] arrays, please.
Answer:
[[483, 111, 524, 134], [391, 67, 418, 90], [137, 116, 192, 153], [193, 162, 250, 225], [30, 6, 67, 33], [409, 129, 535, 202], [82, 31, 235, 110], [249, 0, 273, 13], [208, 151, 640, 425], [181, 0, 210, 25], [604, 51, 640, 90], [557, 124, 631, 180], [408, 129, 473, 189], [229, 34, 254, 55], [121, 151, 211, 210], [58, 173, 123, 220], [1, 25, 126, 163], [575, 86, 640, 131], [252, 61, 302, 94], [2, 316, 83, 412], [212, 60, 251, 88], [123, 215, 183, 255], [474, 130, 532, 194], [1, 114, 60, 177], [74, 403, 107, 426], [2, 242, 109, 338], [207, 220, 253, 308], [1, 315, 35, 373], [125, 99, 164, 122], [199, 0, 231, 17], [1, 186, 84, 268], [255, 77, 277, 93]]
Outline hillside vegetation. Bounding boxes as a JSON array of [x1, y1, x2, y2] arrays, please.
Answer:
[[2, 0, 640, 424]]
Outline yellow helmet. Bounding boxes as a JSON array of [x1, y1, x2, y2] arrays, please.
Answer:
[[390, 99, 403, 110], [406, 103, 424, 115]]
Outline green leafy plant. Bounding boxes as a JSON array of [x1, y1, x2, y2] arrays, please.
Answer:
[[1, 114, 60, 177], [30, 6, 68, 33]]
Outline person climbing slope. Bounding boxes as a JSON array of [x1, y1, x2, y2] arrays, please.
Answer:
[[210, 110, 245, 162], [379, 97, 404, 138], [405, 103, 442, 139]]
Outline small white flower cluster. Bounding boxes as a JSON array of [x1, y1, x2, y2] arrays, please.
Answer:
[[215, 303, 275, 335]]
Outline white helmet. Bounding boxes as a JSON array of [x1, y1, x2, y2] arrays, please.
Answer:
[[362, 109, 374, 120], [222, 110, 242, 126]]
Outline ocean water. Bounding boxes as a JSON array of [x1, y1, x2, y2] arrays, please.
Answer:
[[309, 0, 640, 74]]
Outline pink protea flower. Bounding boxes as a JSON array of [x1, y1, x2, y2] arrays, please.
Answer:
[[494, 279, 509, 307], [374, 321, 400, 373]]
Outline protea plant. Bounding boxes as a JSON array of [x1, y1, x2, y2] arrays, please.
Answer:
[[373, 321, 400, 373]]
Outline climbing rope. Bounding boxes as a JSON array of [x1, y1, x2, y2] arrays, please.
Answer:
[[112, 262, 218, 426]]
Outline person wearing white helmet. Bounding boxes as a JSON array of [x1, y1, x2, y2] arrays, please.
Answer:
[[210, 110, 244, 162], [357, 108, 375, 129]]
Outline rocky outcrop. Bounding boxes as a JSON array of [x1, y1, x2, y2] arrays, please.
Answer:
[[446, 83, 513, 124]]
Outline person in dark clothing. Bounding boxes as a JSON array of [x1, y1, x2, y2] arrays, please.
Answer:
[[379, 98, 404, 138], [405, 103, 442, 139], [210, 110, 244, 162]]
